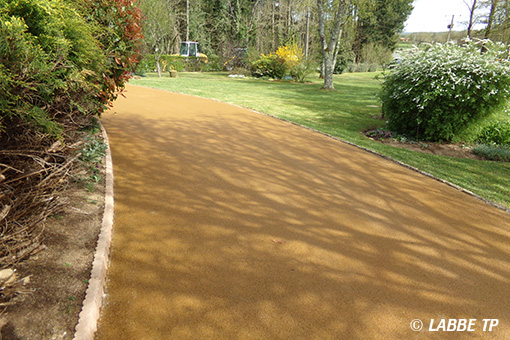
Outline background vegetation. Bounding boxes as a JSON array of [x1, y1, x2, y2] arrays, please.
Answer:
[[138, 0, 413, 76]]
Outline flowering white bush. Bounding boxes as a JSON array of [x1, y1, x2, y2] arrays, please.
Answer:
[[380, 40, 510, 141]]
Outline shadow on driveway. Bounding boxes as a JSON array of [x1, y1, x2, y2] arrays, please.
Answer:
[[96, 85, 510, 340]]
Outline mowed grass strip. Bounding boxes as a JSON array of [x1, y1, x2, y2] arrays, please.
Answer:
[[130, 72, 510, 208]]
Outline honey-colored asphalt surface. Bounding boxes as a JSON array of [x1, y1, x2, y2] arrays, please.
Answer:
[[96, 85, 510, 340]]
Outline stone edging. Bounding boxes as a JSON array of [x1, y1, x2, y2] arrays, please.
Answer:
[[73, 123, 114, 340]]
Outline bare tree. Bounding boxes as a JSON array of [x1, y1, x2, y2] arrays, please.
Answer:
[[317, 0, 349, 90], [465, 0, 478, 38]]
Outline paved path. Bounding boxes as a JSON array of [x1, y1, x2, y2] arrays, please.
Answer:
[[96, 85, 510, 340]]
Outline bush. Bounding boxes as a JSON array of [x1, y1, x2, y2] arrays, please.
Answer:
[[0, 0, 142, 137], [252, 41, 306, 80], [473, 144, 510, 161], [360, 43, 392, 69], [203, 53, 222, 72], [82, 0, 143, 106], [0, 0, 142, 269], [0, 0, 106, 136], [334, 48, 355, 74], [290, 59, 317, 82], [347, 63, 359, 73], [368, 63, 379, 72], [358, 63, 370, 72], [476, 120, 510, 146], [229, 67, 251, 76], [380, 40, 510, 142], [251, 53, 287, 79]]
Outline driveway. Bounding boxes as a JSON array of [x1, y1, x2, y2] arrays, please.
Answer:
[[96, 84, 510, 339]]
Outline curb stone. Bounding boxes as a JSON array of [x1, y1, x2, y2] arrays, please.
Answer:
[[73, 123, 114, 340]]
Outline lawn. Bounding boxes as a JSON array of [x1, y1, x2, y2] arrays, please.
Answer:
[[129, 71, 510, 208]]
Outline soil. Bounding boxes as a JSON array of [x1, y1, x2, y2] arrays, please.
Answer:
[[366, 135, 484, 160], [0, 160, 105, 340]]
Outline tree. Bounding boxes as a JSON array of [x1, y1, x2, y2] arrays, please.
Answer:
[[139, 0, 180, 76], [317, 0, 349, 90], [482, 0, 510, 44], [484, 0, 498, 39], [465, 0, 479, 38], [352, 0, 413, 62]]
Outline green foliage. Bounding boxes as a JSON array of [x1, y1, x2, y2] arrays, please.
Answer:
[[0, 0, 142, 139], [0, 0, 106, 136], [203, 54, 222, 72], [360, 43, 392, 67], [79, 137, 107, 164], [346, 63, 378, 73], [353, 0, 414, 61], [251, 53, 287, 79], [251, 42, 310, 80], [473, 144, 510, 161], [334, 47, 355, 74], [380, 40, 510, 142], [290, 60, 317, 83], [78, 135, 107, 192], [82, 0, 143, 103], [476, 120, 510, 146]]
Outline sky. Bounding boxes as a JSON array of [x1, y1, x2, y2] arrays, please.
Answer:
[[404, 0, 486, 33]]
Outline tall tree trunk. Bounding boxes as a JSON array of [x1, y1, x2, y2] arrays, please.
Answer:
[[305, 7, 310, 58], [155, 54, 162, 78], [272, 1, 276, 51], [485, 0, 498, 39], [317, 0, 347, 90], [186, 0, 189, 41]]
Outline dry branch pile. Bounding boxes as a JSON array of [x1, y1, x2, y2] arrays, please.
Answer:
[[0, 131, 83, 270], [0, 122, 97, 306]]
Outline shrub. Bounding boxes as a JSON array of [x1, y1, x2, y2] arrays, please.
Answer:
[[251, 53, 287, 79], [368, 63, 379, 72], [229, 67, 250, 76], [203, 53, 221, 72], [358, 63, 370, 72], [275, 41, 304, 71], [0, 0, 143, 138], [366, 129, 393, 140], [252, 41, 306, 80], [0, 0, 107, 136], [82, 0, 143, 105], [347, 63, 359, 73], [334, 48, 355, 74], [290, 59, 317, 82], [476, 120, 510, 146], [380, 40, 510, 142], [473, 144, 510, 161]]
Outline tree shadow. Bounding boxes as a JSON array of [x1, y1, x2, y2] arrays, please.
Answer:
[[96, 85, 510, 340]]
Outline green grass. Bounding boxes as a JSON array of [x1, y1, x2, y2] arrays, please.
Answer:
[[130, 72, 510, 208]]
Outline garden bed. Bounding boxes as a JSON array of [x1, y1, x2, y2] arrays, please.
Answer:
[[0, 168, 105, 340]]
